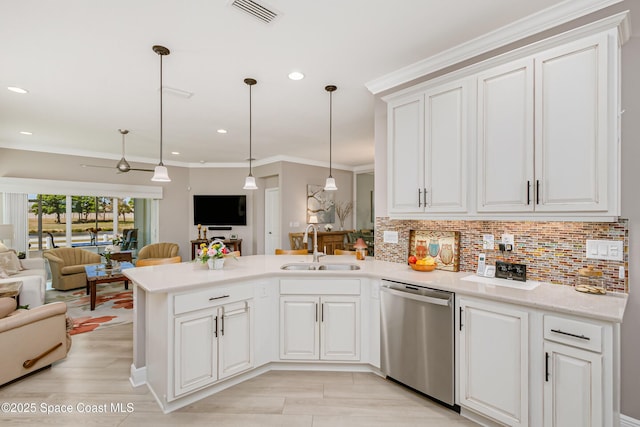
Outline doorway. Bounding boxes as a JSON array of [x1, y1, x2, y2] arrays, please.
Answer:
[[264, 188, 280, 255]]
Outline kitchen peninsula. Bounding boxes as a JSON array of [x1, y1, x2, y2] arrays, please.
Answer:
[[124, 255, 627, 425]]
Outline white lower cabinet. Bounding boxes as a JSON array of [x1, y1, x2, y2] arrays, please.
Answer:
[[459, 297, 529, 427], [543, 341, 602, 427], [174, 298, 253, 397], [279, 279, 361, 362], [280, 295, 360, 361], [543, 314, 611, 427]]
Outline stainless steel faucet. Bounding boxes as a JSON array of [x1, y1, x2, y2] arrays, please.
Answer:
[[303, 223, 325, 262]]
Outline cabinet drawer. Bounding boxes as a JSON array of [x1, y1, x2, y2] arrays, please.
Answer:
[[280, 279, 360, 295], [544, 315, 602, 353], [174, 285, 254, 315]]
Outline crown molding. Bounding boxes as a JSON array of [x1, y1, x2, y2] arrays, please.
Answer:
[[0, 144, 367, 172], [365, 0, 623, 94]]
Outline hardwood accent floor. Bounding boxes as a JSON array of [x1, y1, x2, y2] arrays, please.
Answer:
[[0, 324, 478, 426]]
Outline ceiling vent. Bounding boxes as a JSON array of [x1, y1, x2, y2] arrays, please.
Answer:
[[230, 0, 279, 24]]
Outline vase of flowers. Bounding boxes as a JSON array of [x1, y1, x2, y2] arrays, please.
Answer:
[[104, 248, 113, 268], [335, 201, 353, 231], [195, 239, 229, 270]]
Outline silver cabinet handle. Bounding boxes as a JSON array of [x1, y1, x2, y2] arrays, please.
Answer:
[[209, 295, 230, 301], [418, 188, 422, 207]]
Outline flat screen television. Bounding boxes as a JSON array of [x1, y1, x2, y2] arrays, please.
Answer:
[[193, 195, 247, 226]]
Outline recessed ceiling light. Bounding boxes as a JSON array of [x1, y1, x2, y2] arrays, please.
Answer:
[[171, 151, 180, 155], [217, 129, 227, 134], [20, 131, 32, 135], [200, 160, 206, 163], [288, 71, 304, 81], [8, 86, 28, 94]]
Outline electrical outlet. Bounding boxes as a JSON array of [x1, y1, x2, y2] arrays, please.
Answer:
[[482, 234, 494, 250], [383, 231, 398, 244], [501, 233, 515, 246]]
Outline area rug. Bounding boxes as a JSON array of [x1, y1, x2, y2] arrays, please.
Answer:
[[45, 282, 133, 335]]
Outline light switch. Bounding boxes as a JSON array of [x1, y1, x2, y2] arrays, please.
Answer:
[[586, 239, 623, 261]]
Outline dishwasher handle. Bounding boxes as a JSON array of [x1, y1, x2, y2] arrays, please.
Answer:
[[380, 286, 451, 307]]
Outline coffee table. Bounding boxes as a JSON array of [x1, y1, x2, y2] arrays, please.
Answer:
[[0, 281, 22, 306], [84, 262, 134, 311]]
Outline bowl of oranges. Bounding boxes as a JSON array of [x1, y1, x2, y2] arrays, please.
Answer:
[[408, 255, 437, 272]]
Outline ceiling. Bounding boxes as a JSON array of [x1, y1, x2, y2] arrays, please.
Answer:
[[0, 0, 573, 171]]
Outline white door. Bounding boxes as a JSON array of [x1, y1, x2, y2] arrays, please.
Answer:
[[219, 300, 253, 380], [320, 296, 360, 361], [387, 93, 425, 214], [174, 310, 218, 396], [279, 296, 319, 360], [534, 33, 609, 212], [459, 298, 529, 427], [424, 79, 468, 212], [544, 341, 603, 427], [264, 187, 280, 255], [477, 58, 534, 212]]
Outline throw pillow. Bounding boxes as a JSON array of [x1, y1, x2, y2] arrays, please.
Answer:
[[0, 251, 22, 275], [0, 297, 16, 318], [0, 242, 8, 252]]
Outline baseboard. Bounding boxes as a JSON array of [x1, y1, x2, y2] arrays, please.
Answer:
[[129, 364, 147, 387], [621, 414, 640, 427]]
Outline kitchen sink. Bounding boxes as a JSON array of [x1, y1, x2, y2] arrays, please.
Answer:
[[280, 263, 361, 271], [317, 263, 360, 270]]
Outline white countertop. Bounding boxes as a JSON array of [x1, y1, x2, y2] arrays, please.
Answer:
[[124, 255, 627, 323]]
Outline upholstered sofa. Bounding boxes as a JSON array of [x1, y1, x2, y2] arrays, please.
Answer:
[[136, 242, 181, 266], [0, 248, 47, 308], [43, 248, 101, 291], [0, 298, 71, 386]]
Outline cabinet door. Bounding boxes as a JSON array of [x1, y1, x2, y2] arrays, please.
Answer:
[[219, 299, 253, 380], [477, 58, 534, 212], [280, 296, 319, 360], [174, 310, 218, 396], [424, 79, 468, 212], [459, 298, 529, 427], [387, 93, 425, 213], [544, 341, 603, 427], [534, 33, 609, 212], [320, 296, 360, 361]]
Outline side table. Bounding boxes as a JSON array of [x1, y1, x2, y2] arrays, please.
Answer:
[[0, 281, 23, 306]]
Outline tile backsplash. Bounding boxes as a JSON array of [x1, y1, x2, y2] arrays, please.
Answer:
[[374, 217, 628, 292]]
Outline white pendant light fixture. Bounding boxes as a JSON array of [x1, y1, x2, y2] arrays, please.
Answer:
[[151, 45, 171, 182], [243, 78, 258, 190], [324, 85, 338, 191]]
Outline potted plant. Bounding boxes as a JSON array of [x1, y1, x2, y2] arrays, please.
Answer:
[[195, 239, 230, 270]]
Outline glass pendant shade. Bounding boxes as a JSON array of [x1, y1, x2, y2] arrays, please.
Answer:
[[243, 175, 258, 190], [324, 177, 338, 191], [151, 165, 171, 182]]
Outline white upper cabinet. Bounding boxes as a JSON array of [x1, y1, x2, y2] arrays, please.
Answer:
[[386, 79, 468, 215], [386, 22, 624, 220], [387, 93, 425, 213], [534, 33, 610, 212], [477, 58, 535, 212]]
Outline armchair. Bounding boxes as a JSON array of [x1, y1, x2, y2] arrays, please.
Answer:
[[43, 248, 101, 291], [0, 298, 71, 386], [136, 243, 180, 267]]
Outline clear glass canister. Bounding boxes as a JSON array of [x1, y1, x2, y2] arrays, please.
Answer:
[[576, 266, 605, 294]]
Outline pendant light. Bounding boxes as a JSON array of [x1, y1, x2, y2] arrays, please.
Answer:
[[151, 45, 171, 182], [243, 78, 258, 190], [324, 85, 338, 191]]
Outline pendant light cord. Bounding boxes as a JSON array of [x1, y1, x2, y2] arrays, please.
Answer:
[[249, 82, 253, 177], [159, 52, 164, 166], [329, 89, 333, 178]]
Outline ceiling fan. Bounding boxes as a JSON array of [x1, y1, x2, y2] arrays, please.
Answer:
[[82, 129, 154, 173]]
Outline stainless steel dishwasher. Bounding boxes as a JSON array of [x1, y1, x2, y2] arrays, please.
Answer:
[[380, 279, 457, 408]]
